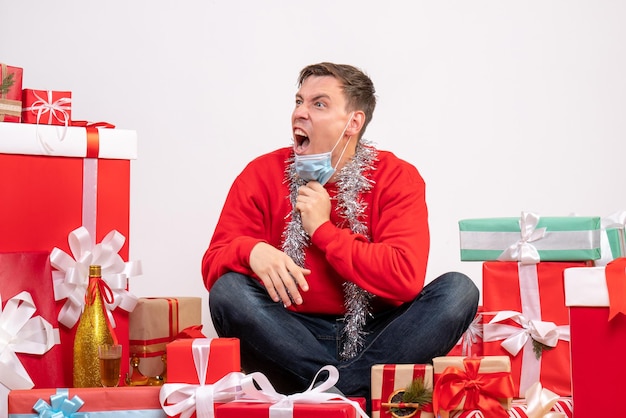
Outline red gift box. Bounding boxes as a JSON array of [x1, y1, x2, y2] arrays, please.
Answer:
[[216, 402, 361, 418], [8, 386, 164, 416], [21, 89, 72, 127], [371, 364, 434, 418], [564, 260, 626, 418], [0, 122, 137, 387], [447, 306, 484, 357], [166, 338, 241, 385], [481, 261, 587, 397], [0, 63, 23, 122]]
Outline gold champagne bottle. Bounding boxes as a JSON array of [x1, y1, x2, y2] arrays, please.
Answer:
[[73, 265, 116, 387]]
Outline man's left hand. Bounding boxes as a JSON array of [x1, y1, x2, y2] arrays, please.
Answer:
[[296, 181, 331, 236]]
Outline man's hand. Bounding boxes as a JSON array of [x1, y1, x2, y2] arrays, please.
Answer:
[[249, 242, 310, 306], [296, 181, 332, 237]]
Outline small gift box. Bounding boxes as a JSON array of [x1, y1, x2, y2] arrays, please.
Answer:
[[215, 365, 368, 418], [447, 307, 484, 357], [0, 63, 23, 122], [167, 338, 241, 385], [459, 212, 601, 263], [371, 364, 434, 418], [8, 386, 166, 417], [21, 89, 72, 127], [481, 261, 585, 397], [432, 356, 515, 418], [129, 297, 203, 381], [564, 258, 626, 418]]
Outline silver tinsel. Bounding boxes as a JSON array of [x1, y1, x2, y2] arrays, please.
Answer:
[[282, 141, 378, 360]]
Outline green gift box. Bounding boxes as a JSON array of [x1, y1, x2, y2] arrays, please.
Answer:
[[459, 212, 601, 263]]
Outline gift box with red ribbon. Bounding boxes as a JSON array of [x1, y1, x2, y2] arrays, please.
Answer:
[[564, 258, 626, 417], [8, 386, 165, 417], [0, 63, 23, 122], [0, 121, 138, 387], [371, 364, 434, 418], [21, 89, 72, 127], [129, 297, 203, 381], [0, 252, 62, 416], [432, 356, 515, 418], [447, 306, 484, 357], [481, 261, 588, 397]]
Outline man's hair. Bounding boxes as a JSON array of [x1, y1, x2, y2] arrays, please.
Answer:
[[297, 62, 377, 139]]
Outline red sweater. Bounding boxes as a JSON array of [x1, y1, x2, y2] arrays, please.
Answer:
[[202, 146, 430, 314]]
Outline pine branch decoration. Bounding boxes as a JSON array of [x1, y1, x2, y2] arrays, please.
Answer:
[[532, 339, 555, 360], [1, 73, 15, 95], [383, 377, 433, 417]]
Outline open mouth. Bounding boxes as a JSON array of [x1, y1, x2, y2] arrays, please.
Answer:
[[293, 128, 310, 153]]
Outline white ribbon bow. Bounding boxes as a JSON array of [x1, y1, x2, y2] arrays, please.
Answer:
[[239, 365, 369, 418], [483, 310, 569, 357], [524, 382, 566, 418], [159, 338, 246, 418], [498, 212, 547, 264], [22, 90, 72, 152], [50, 226, 141, 328], [0, 291, 60, 390], [455, 313, 483, 356]]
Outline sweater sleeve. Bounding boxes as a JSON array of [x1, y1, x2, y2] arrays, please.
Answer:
[[201, 169, 267, 290], [310, 156, 429, 302]]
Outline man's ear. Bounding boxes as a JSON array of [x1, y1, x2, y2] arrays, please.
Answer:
[[346, 111, 366, 137]]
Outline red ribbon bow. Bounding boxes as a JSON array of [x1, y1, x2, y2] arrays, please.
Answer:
[[606, 257, 626, 320], [433, 358, 515, 418]]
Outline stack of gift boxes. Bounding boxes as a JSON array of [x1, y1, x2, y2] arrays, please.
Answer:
[[4, 58, 626, 418]]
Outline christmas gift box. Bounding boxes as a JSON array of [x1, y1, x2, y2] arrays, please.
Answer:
[[0, 252, 61, 418], [481, 261, 587, 397], [21, 89, 72, 127], [459, 212, 601, 263], [167, 338, 241, 385], [215, 365, 368, 418], [0, 63, 23, 122], [432, 356, 515, 418], [371, 364, 434, 418], [0, 121, 138, 387], [595, 211, 626, 266], [8, 386, 166, 417], [564, 258, 626, 418], [129, 297, 203, 383], [447, 307, 484, 357]]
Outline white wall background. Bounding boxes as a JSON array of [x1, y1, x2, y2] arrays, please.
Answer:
[[2, 1, 625, 338]]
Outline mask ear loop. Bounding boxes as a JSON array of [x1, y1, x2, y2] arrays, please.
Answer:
[[330, 112, 355, 170]]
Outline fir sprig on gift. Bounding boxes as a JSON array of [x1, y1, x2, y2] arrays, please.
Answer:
[[532, 339, 555, 359], [386, 377, 433, 417], [1, 73, 15, 95]]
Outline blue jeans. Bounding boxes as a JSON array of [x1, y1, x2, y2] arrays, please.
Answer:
[[209, 271, 479, 412]]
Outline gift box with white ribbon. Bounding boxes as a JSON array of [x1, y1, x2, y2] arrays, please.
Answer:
[[0, 121, 138, 387], [481, 261, 588, 397], [459, 212, 601, 263]]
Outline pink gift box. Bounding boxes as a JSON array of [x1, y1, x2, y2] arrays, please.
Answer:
[[215, 401, 360, 418]]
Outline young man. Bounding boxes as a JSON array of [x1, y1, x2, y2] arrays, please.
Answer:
[[202, 62, 479, 409]]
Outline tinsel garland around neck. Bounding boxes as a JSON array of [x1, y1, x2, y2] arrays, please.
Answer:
[[282, 140, 378, 360]]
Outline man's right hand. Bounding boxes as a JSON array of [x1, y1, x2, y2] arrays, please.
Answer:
[[249, 242, 310, 307]]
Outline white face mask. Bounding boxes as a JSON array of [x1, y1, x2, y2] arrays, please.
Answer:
[[293, 112, 354, 185]]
